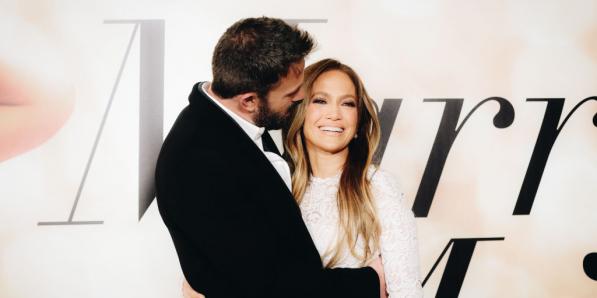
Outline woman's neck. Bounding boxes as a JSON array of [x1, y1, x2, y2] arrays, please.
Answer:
[[306, 145, 348, 178]]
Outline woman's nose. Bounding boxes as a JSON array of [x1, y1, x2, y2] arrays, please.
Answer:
[[325, 104, 341, 120]]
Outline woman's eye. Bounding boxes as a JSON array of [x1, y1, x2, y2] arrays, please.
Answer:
[[343, 101, 356, 107], [312, 98, 326, 104]]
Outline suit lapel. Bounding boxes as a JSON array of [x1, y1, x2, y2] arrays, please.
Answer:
[[188, 83, 322, 264], [189, 82, 294, 200]]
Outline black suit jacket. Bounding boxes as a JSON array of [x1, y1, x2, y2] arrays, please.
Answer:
[[155, 83, 379, 298]]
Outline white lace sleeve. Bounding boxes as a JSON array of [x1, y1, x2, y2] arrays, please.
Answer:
[[371, 169, 423, 298]]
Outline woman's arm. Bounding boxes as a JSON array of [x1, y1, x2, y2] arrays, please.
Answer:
[[373, 170, 424, 298]]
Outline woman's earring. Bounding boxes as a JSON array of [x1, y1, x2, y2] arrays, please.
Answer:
[[353, 133, 358, 139]]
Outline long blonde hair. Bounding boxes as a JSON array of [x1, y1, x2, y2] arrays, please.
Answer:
[[284, 59, 382, 267]]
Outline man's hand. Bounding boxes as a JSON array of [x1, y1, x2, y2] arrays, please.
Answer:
[[182, 279, 205, 298], [368, 256, 388, 298]]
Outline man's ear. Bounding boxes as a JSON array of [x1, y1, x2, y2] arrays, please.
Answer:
[[233, 92, 259, 113]]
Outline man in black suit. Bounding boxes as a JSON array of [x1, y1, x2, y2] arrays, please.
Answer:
[[155, 17, 385, 298]]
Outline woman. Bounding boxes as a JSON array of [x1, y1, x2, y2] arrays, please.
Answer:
[[284, 58, 423, 297]]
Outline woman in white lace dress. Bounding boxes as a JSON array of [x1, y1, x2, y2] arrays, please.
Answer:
[[284, 58, 424, 298]]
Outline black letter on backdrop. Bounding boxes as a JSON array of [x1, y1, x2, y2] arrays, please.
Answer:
[[584, 252, 597, 281], [413, 98, 515, 217], [373, 99, 402, 165], [514, 97, 597, 215], [423, 237, 505, 297], [38, 20, 165, 225]]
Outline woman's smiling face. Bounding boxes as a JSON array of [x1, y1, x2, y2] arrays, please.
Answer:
[[303, 69, 359, 155]]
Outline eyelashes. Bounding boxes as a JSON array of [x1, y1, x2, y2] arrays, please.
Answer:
[[311, 97, 357, 107]]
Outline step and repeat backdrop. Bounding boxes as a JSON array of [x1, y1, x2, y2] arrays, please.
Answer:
[[1, 0, 596, 297]]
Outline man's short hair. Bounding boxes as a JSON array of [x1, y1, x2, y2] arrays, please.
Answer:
[[211, 17, 314, 99]]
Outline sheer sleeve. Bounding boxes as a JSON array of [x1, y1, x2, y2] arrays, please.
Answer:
[[371, 170, 424, 298]]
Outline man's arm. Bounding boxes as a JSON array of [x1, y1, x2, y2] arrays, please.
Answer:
[[156, 153, 380, 298]]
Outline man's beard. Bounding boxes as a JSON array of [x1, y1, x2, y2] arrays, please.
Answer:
[[254, 99, 297, 130]]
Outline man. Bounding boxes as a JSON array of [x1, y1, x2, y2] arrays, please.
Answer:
[[155, 17, 385, 298]]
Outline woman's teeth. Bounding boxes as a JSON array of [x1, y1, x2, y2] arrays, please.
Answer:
[[320, 126, 344, 133]]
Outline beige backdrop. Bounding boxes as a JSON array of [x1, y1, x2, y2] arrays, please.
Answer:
[[1, 0, 596, 297]]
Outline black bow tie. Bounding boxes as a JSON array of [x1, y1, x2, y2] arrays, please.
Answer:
[[261, 130, 281, 156]]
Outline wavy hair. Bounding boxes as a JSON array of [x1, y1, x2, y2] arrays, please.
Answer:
[[284, 58, 381, 267]]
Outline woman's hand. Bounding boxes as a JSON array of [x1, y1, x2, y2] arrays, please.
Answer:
[[182, 279, 205, 298]]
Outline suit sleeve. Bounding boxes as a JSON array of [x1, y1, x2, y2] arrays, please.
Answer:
[[156, 151, 379, 298]]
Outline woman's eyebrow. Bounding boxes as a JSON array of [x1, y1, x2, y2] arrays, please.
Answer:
[[310, 91, 330, 97], [310, 92, 356, 100]]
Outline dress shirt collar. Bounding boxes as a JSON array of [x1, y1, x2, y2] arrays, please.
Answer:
[[200, 82, 265, 146]]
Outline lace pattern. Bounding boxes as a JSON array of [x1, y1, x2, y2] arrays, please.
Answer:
[[300, 168, 423, 298]]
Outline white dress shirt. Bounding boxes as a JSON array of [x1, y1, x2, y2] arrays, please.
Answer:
[[200, 82, 292, 190]]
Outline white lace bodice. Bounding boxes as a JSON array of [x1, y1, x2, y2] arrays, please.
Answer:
[[300, 168, 424, 298]]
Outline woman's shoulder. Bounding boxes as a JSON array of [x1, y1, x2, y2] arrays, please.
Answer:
[[367, 167, 415, 224], [367, 166, 400, 190], [367, 166, 405, 204]]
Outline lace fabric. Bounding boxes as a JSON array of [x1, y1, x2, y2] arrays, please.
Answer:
[[300, 168, 424, 298]]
